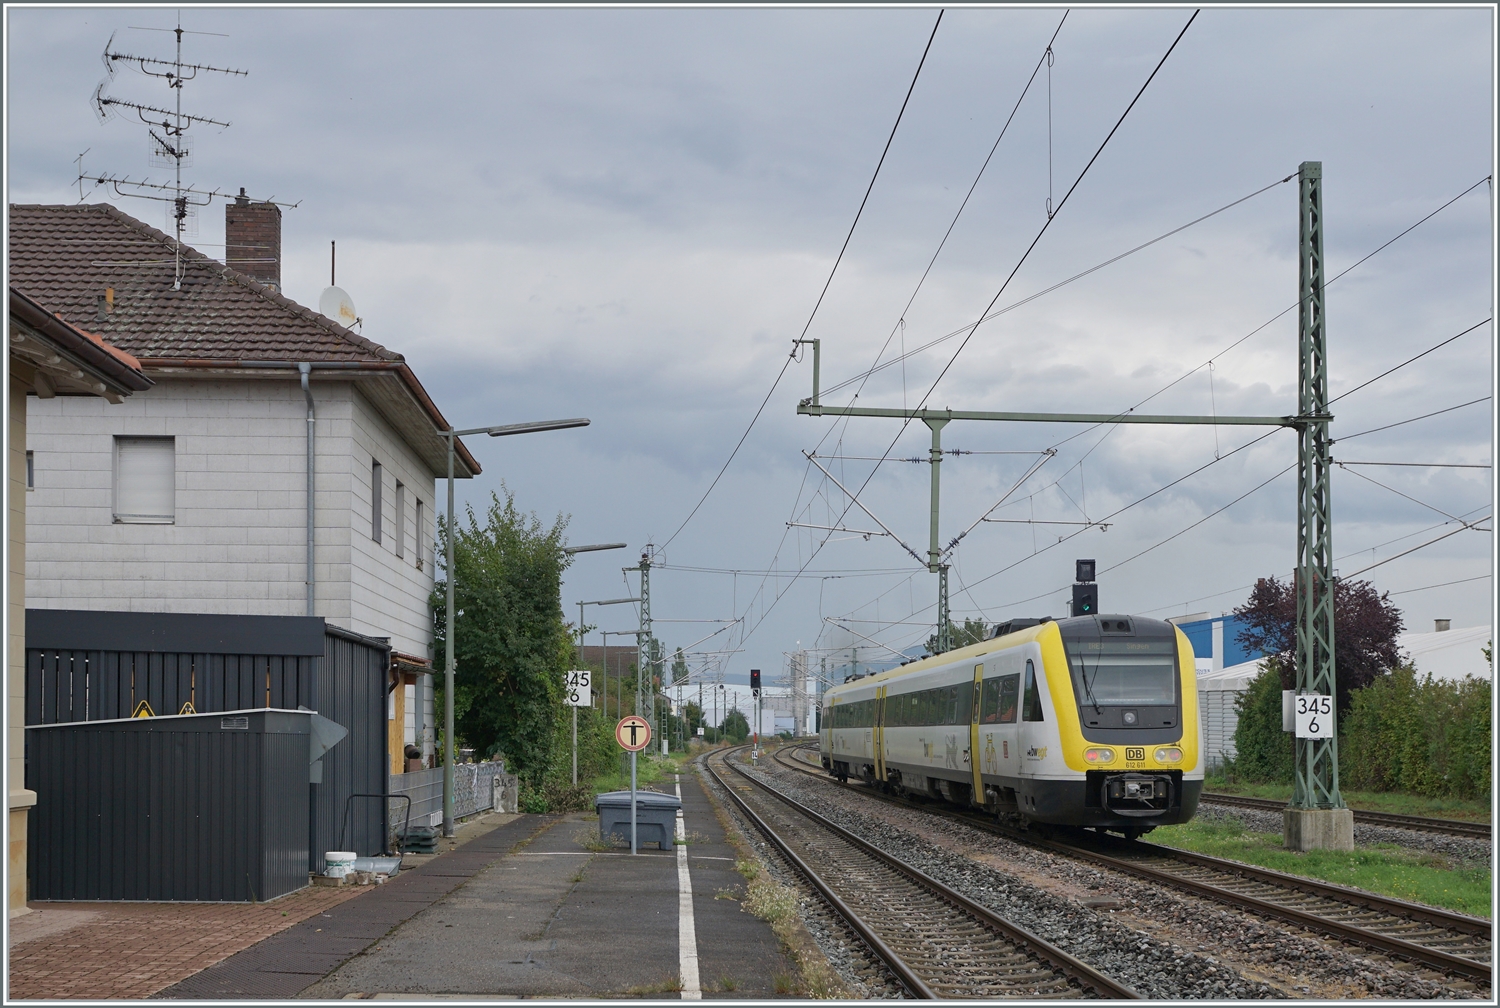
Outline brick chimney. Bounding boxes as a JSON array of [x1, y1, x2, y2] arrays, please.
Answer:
[[225, 188, 281, 291]]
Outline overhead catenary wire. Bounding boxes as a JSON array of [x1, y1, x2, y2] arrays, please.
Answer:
[[1342, 519, 1491, 580], [752, 13, 1188, 658], [820, 170, 1293, 400], [1389, 574, 1492, 596], [656, 10, 944, 554], [1328, 318, 1491, 406], [775, 11, 1203, 653], [1336, 397, 1492, 442]]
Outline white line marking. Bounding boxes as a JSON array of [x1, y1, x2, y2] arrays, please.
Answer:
[[675, 774, 702, 1000]]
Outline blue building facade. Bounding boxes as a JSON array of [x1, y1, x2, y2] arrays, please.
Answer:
[[1174, 614, 1265, 670]]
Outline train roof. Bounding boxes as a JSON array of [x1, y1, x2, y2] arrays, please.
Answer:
[[825, 614, 1185, 698]]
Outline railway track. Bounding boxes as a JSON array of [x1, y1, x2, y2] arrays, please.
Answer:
[[704, 746, 1141, 999], [1201, 791, 1491, 839], [773, 743, 1492, 986]]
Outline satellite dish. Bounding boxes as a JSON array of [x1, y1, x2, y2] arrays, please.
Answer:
[[318, 286, 360, 330]]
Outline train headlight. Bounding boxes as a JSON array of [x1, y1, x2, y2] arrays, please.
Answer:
[[1153, 747, 1183, 763], [1083, 747, 1116, 765]]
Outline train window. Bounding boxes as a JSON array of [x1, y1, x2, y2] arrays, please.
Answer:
[[1065, 638, 1177, 707], [984, 674, 1018, 723], [980, 678, 1002, 722], [1022, 661, 1045, 722]]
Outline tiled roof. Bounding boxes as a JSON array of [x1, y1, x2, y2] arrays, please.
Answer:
[[8, 203, 400, 362]]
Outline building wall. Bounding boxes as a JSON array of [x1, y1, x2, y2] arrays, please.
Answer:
[[24, 377, 437, 656], [347, 387, 437, 654], [9, 374, 37, 915]]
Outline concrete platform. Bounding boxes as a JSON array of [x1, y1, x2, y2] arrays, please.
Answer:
[[157, 774, 796, 1000]]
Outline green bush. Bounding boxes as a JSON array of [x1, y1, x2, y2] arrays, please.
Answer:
[[1229, 661, 1492, 800], [1226, 662, 1295, 784], [1341, 668, 1491, 799]]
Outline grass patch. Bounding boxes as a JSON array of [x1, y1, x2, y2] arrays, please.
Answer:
[[1203, 777, 1491, 823], [626, 975, 683, 994], [1151, 817, 1492, 918], [587, 752, 679, 795]]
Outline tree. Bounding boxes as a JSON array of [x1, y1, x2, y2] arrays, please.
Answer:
[[670, 647, 688, 687], [926, 617, 990, 654], [432, 489, 572, 787], [681, 700, 705, 737], [1232, 575, 1404, 711], [720, 709, 749, 743]]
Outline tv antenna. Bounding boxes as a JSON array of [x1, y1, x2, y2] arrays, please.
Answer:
[[80, 19, 297, 290]]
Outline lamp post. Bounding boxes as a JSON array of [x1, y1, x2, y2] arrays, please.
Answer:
[[573, 586, 636, 785], [442, 417, 589, 838]]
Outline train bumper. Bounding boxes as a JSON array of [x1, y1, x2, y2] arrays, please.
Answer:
[[1021, 774, 1202, 829]]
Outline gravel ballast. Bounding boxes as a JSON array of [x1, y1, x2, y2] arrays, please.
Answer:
[[746, 751, 1485, 1000]]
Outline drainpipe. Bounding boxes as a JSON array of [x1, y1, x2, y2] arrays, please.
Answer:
[[299, 363, 316, 616]]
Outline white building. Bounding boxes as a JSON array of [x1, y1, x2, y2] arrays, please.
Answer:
[[11, 200, 482, 766]]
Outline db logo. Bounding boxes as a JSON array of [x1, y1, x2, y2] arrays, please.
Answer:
[[1125, 747, 1145, 761]]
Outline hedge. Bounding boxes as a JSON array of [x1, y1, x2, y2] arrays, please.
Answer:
[[1227, 664, 1491, 799]]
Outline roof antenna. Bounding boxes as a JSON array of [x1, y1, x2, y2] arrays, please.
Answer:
[[81, 16, 297, 291], [330, 240, 336, 287]]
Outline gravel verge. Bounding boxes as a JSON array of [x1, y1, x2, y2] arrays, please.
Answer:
[[756, 754, 1485, 1000]]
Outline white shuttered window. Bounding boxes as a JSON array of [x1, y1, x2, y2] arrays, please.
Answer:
[[114, 436, 175, 523]]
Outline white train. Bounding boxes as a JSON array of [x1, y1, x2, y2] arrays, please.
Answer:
[[820, 614, 1205, 838]]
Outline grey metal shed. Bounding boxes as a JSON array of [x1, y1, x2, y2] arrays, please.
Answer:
[[26, 709, 312, 902], [25, 610, 392, 879]]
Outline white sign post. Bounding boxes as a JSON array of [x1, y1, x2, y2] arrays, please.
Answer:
[[565, 671, 592, 785], [1294, 693, 1334, 739]]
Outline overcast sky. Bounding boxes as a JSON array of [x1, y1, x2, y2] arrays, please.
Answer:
[[7, 5, 1495, 695]]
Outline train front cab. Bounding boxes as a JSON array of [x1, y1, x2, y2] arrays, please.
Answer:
[[1016, 615, 1203, 834]]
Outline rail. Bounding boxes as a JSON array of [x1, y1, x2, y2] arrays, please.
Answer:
[[1200, 792, 1491, 839], [706, 745, 1140, 999], [773, 743, 1491, 985]]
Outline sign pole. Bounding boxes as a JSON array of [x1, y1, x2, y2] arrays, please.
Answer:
[[572, 705, 578, 786], [615, 715, 651, 855]]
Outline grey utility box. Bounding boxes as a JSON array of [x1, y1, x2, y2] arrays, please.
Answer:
[[27, 709, 313, 902], [594, 790, 682, 850]]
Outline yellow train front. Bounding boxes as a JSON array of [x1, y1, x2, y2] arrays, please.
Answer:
[[820, 614, 1203, 838]]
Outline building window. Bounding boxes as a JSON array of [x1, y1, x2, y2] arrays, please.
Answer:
[[414, 499, 425, 570], [26, 450, 34, 490], [394, 482, 406, 558], [114, 436, 175, 524], [371, 459, 383, 543]]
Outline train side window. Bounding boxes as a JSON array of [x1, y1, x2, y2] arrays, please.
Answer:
[[980, 678, 1001, 722], [998, 674, 1020, 724], [953, 682, 973, 724], [1022, 660, 1045, 722]]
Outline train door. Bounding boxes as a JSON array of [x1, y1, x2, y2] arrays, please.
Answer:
[[969, 664, 984, 802], [874, 686, 887, 781], [979, 670, 1021, 782]]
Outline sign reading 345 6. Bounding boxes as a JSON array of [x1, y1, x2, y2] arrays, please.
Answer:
[[564, 670, 592, 708], [1295, 693, 1334, 739]]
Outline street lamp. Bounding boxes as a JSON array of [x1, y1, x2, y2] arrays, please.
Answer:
[[442, 417, 589, 837], [573, 578, 636, 786]]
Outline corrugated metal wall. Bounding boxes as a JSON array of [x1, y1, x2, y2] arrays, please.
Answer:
[[312, 626, 390, 873], [1198, 689, 1242, 769], [25, 611, 392, 885], [28, 711, 309, 902]]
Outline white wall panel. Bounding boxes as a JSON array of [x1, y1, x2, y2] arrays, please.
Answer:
[[26, 377, 437, 657]]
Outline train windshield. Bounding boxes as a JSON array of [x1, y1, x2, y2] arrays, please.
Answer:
[[1065, 639, 1177, 706]]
